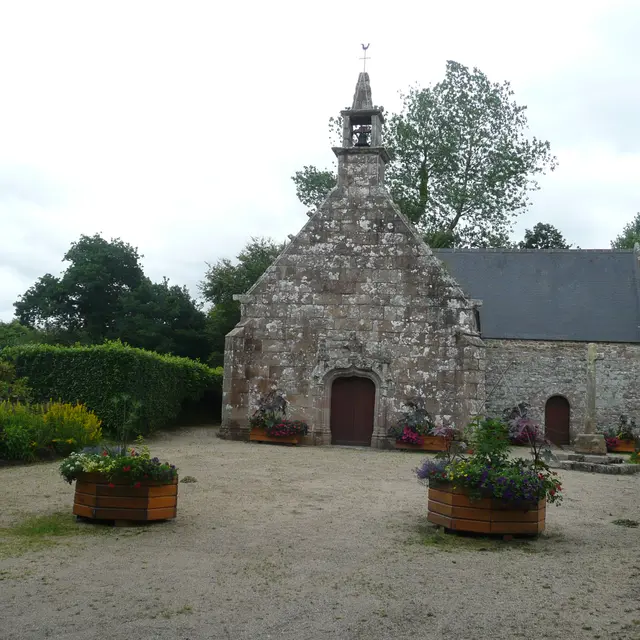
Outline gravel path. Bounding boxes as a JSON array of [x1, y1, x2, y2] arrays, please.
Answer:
[[1, 427, 640, 640]]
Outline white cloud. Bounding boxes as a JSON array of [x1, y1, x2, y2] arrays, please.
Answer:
[[1, 0, 638, 320]]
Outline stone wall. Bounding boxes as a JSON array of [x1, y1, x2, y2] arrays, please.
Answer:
[[221, 147, 485, 446], [485, 339, 640, 438]]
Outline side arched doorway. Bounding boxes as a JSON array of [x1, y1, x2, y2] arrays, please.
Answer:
[[545, 396, 571, 445], [330, 376, 375, 446]]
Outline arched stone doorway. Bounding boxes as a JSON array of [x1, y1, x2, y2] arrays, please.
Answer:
[[545, 396, 571, 445], [330, 376, 375, 446]]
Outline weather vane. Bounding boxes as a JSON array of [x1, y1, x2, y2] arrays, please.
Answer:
[[360, 43, 370, 72]]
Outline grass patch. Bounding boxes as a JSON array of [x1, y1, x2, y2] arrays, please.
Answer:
[[612, 519, 639, 528], [418, 524, 540, 553], [0, 511, 111, 559]]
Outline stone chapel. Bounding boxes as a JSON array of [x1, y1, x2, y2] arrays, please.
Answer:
[[221, 73, 640, 448]]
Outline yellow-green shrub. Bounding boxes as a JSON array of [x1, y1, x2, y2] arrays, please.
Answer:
[[0, 401, 102, 461], [44, 402, 102, 445]]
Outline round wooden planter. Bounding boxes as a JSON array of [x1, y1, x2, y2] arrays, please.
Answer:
[[249, 427, 299, 445], [73, 472, 178, 523], [428, 484, 545, 535], [607, 440, 635, 453], [394, 435, 449, 452]]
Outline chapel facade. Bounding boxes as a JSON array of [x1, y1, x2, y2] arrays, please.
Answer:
[[221, 73, 640, 447], [220, 73, 485, 447]]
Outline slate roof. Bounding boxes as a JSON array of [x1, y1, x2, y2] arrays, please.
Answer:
[[432, 249, 640, 343]]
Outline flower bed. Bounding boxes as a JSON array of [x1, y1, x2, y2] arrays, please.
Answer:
[[427, 484, 545, 535], [249, 426, 303, 445], [388, 403, 454, 451], [72, 472, 178, 522], [394, 434, 449, 452], [248, 390, 308, 445], [60, 441, 178, 523], [600, 415, 638, 453], [606, 438, 636, 453], [416, 416, 562, 537]]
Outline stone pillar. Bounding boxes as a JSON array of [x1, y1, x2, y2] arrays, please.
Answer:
[[574, 343, 607, 454]]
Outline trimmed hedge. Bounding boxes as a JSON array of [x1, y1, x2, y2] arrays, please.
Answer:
[[1, 341, 222, 435]]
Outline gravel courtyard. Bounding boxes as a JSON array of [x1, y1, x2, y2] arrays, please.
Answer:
[[1, 427, 639, 640]]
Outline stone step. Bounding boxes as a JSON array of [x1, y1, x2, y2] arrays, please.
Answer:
[[551, 460, 640, 475], [553, 452, 625, 464]]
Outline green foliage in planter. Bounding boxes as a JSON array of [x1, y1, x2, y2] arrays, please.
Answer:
[[387, 401, 437, 441], [59, 439, 177, 484], [416, 416, 563, 505], [1, 341, 221, 435], [248, 390, 309, 437]]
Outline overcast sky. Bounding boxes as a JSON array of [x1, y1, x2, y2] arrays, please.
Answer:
[[1, 0, 639, 321]]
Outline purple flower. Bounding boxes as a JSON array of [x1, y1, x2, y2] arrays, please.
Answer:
[[415, 459, 448, 481]]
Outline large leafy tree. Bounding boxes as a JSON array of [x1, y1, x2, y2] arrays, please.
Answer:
[[15, 234, 145, 341], [518, 223, 571, 249], [14, 234, 210, 359], [201, 237, 284, 367], [291, 166, 337, 210], [611, 212, 640, 249], [116, 278, 210, 360], [292, 60, 556, 247], [0, 320, 45, 350]]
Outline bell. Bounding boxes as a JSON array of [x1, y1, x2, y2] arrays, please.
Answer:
[[355, 130, 369, 147]]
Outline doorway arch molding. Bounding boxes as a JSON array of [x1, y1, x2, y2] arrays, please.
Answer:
[[319, 366, 386, 446]]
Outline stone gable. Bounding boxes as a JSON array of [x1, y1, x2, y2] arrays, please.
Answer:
[[221, 74, 485, 446]]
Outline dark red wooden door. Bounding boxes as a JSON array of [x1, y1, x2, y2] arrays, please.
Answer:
[[330, 377, 375, 446], [545, 396, 570, 445]]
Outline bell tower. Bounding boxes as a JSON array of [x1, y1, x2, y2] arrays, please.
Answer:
[[333, 72, 390, 191]]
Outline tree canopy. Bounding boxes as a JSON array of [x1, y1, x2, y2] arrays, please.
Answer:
[[292, 60, 556, 247], [611, 212, 640, 249], [0, 320, 44, 350], [518, 223, 571, 249], [13, 234, 209, 360]]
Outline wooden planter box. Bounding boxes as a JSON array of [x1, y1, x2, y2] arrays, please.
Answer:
[[427, 484, 545, 535], [72, 472, 178, 523], [249, 427, 300, 445], [394, 435, 449, 452], [607, 440, 636, 453]]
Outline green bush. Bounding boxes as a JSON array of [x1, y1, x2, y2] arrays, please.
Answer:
[[0, 361, 32, 403], [1, 341, 222, 435], [0, 403, 43, 461], [0, 401, 103, 461]]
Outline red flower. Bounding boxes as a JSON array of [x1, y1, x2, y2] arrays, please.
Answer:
[[123, 466, 131, 472], [134, 482, 141, 488], [102, 451, 108, 457], [108, 483, 115, 488]]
